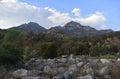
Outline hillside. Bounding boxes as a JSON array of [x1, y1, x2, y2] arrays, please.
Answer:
[[0, 22, 120, 79], [12, 22, 46, 34], [11, 21, 113, 36], [46, 21, 113, 36]]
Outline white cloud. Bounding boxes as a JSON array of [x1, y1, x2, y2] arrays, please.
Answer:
[[1, 0, 17, 3], [0, 0, 107, 29], [45, 7, 71, 26], [72, 8, 80, 17], [73, 12, 106, 29], [0, 0, 53, 29]]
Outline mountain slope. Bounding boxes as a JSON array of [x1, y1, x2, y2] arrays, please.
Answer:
[[13, 22, 46, 34], [12, 21, 113, 36], [46, 21, 113, 36]]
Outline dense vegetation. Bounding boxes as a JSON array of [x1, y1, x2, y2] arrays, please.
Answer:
[[0, 29, 120, 66]]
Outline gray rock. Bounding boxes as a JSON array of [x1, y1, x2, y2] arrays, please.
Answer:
[[83, 63, 94, 75], [104, 75, 111, 79], [77, 74, 93, 79], [117, 58, 120, 62], [77, 62, 84, 67], [64, 72, 71, 79], [99, 66, 110, 75], [68, 64, 78, 72], [57, 67, 66, 74], [53, 75, 65, 79], [28, 70, 43, 76], [0, 66, 7, 79], [22, 76, 44, 79], [100, 59, 111, 64], [57, 58, 67, 63], [12, 69, 28, 78], [43, 65, 57, 75]]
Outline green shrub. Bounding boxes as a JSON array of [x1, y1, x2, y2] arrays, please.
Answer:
[[40, 42, 57, 59], [0, 43, 23, 65]]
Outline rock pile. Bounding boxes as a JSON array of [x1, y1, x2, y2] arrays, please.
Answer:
[[2, 55, 120, 79]]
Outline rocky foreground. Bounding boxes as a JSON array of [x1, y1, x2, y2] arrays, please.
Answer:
[[1, 55, 120, 79]]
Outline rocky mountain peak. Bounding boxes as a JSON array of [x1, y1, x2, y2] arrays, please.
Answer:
[[64, 21, 82, 28], [13, 22, 46, 34]]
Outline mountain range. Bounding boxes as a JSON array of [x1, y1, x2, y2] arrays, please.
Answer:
[[12, 21, 113, 36]]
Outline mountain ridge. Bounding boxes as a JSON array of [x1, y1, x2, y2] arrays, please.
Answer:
[[46, 21, 113, 36], [11, 21, 113, 36], [12, 22, 46, 34]]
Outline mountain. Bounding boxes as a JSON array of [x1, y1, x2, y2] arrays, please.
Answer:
[[12, 22, 46, 34], [12, 21, 113, 36], [46, 21, 113, 36]]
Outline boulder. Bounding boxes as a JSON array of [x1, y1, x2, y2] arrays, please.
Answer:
[[68, 64, 78, 72], [57, 58, 67, 63], [43, 65, 57, 75], [0, 66, 7, 79], [53, 75, 65, 79], [28, 70, 44, 76], [64, 72, 71, 79], [117, 58, 120, 62], [77, 74, 93, 79], [77, 62, 84, 67], [100, 59, 110, 64], [57, 67, 66, 74], [99, 66, 110, 75], [22, 76, 44, 79], [12, 69, 28, 78]]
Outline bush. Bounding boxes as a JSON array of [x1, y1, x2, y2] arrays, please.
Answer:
[[72, 42, 89, 55], [40, 42, 57, 59], [0, 43, 23, 65], [3, 29, 25, 45]]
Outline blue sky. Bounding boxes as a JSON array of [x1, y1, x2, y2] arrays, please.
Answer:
[[0, 0, 120, 31]]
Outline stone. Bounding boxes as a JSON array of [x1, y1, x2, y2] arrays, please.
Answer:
[[68, 64, 78, 73], [57, 67, 66, 74], [43, 65, 57, 75], [64, 72, 71, 79], [100, 59, 110, 64], [77, 74, 93, 79], [0, 66, 7, 79], [104, 75, 111, 79], [77, 62, 84, 67], [99, 66, 110, 75], [12, 69, 28, 78], [53, 75, 65, 79], [22, 76, 44, 79], [28, 70, 44, 76], [57, 58, 67, 63], [117, 58, 120, 62]]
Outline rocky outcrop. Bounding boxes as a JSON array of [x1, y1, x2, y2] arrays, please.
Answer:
[[3, 55, 120, 79]]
